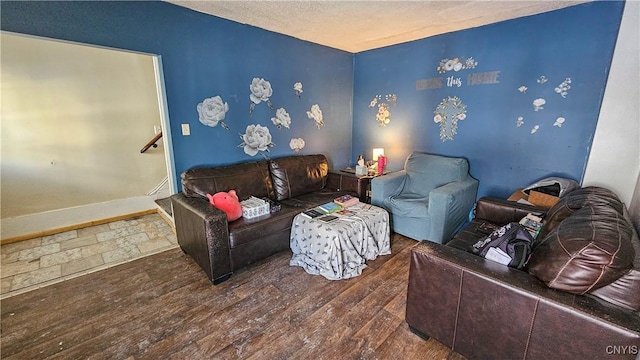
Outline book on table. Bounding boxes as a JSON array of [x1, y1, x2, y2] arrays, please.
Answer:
[[334, 194, 360, 207], [317, 214, 339, 223], [301, 208, 324, 219], [318, 201, 342, 214], [336, 209, 356, 217]]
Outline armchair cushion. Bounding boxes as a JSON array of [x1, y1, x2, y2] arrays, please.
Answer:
[[386, 194, 429, 218], [404, 153, 470, 197]]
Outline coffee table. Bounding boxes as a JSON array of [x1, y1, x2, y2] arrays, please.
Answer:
[[289, 203, 391, 280]]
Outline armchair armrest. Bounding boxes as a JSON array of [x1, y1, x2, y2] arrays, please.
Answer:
[[428, 178, 479, 243], [474, 197, 547, 225], [171, 193, 232, 284], [371, 170, 407, 208]]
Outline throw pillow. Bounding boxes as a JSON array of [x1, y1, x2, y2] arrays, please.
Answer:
[[528, 205, 635, 294]]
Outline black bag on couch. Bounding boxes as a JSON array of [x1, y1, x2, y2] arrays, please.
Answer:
[[470, 222, 533, 269]]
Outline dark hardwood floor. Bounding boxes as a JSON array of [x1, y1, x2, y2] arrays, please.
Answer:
[[1, 233, 465, 359]]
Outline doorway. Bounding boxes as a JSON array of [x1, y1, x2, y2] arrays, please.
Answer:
[[0, 31, 176, 241]]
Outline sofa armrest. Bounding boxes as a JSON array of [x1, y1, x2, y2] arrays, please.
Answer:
[[428, 178, 479, 243], [474, 197, 547, 224], [406, 241, 640, 359], [370, 170, 407, 208], [171, 193, 232, 284]]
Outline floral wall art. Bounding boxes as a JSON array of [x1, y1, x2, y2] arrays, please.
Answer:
[[289, 138, 305, 153], [197, 96, 230, 130], [238, 124, 274, 156], [197, 76, 329, 158], [249, 77, 274, 115], [433, 96, 467, 141], [306, 104, 324, 129], [368, 94, 397, 127], [271, 108, 291, 129], [294, 82, 303, 98], [437, 57, 478, 74], [516, 76, 572, 136]]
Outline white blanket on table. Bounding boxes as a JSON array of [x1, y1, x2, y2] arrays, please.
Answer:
[[289, 204, 391, 280]]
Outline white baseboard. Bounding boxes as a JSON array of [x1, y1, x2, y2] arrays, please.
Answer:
[[1, 196, 162, 241]]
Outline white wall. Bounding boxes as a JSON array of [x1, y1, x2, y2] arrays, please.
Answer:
[[583, 2, 640, 207], [1, 33, 167, 219]]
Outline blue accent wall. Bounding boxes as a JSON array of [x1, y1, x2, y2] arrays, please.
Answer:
[[352, 1, 624, 198], [1, 1, 354, 190], [2, 1, 625, 200]]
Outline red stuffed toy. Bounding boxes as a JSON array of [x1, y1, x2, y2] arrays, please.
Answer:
[[207, 190, 243, 222]]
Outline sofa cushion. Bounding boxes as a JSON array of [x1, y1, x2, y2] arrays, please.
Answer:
[[528, 205, 635, 294], [589, 208, 640, 311], [228, 205, 299, 249], [539, 186, 625, 239], [269, 154, 328, 201], [181, 161, 274, 200]]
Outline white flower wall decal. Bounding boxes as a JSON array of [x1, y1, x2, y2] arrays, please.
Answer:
[[437, 57, 478, 74], [271, 108, 292, 129], [249, 77, 274, 115], [238, 124, 274, 156], [532, 98, 546, 111], [197, 96, 230, 130], [555, 78, 572, 98], [306, 104, 325, 129], [289, 138, 305, 153], [293, 82, 303, 98], [554, 117, 566, 127]]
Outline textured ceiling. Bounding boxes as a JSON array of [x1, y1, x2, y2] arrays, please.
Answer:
[[167, 0, 590, 52]]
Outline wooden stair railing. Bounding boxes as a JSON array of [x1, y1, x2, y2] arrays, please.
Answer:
[[140, 131, 162, 153]]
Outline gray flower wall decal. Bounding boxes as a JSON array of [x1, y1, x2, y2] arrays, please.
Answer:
[[271, 108, 292, 129], [289, 138, 305, 153], [238, 124, 275, 156], [249, 77, 274, 115], [197, 95, 230, 130], [306, 104, 324, 129], [294, 82, 303, 98]]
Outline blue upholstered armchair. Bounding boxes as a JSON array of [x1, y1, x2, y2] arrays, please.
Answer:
[[371, 152, 478, 243]]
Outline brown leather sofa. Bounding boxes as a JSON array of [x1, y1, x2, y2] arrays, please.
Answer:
[[406, 187, 640, 359], [171, 154, 356, 285]]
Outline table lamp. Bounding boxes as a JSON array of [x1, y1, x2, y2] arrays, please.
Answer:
[[372, 148, 386, 175]]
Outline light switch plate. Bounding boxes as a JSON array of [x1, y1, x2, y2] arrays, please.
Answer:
[[181, 123, 190, 136]]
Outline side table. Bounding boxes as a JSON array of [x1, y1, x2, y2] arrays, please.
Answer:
[[327, 169, 390, 203]]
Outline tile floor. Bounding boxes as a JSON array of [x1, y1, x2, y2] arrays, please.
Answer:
[[1, 213, 177, 299]]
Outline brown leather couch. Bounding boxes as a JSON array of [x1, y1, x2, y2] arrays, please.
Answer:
[[171, 154, 356, 285], [406, 188, 640, 359]]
